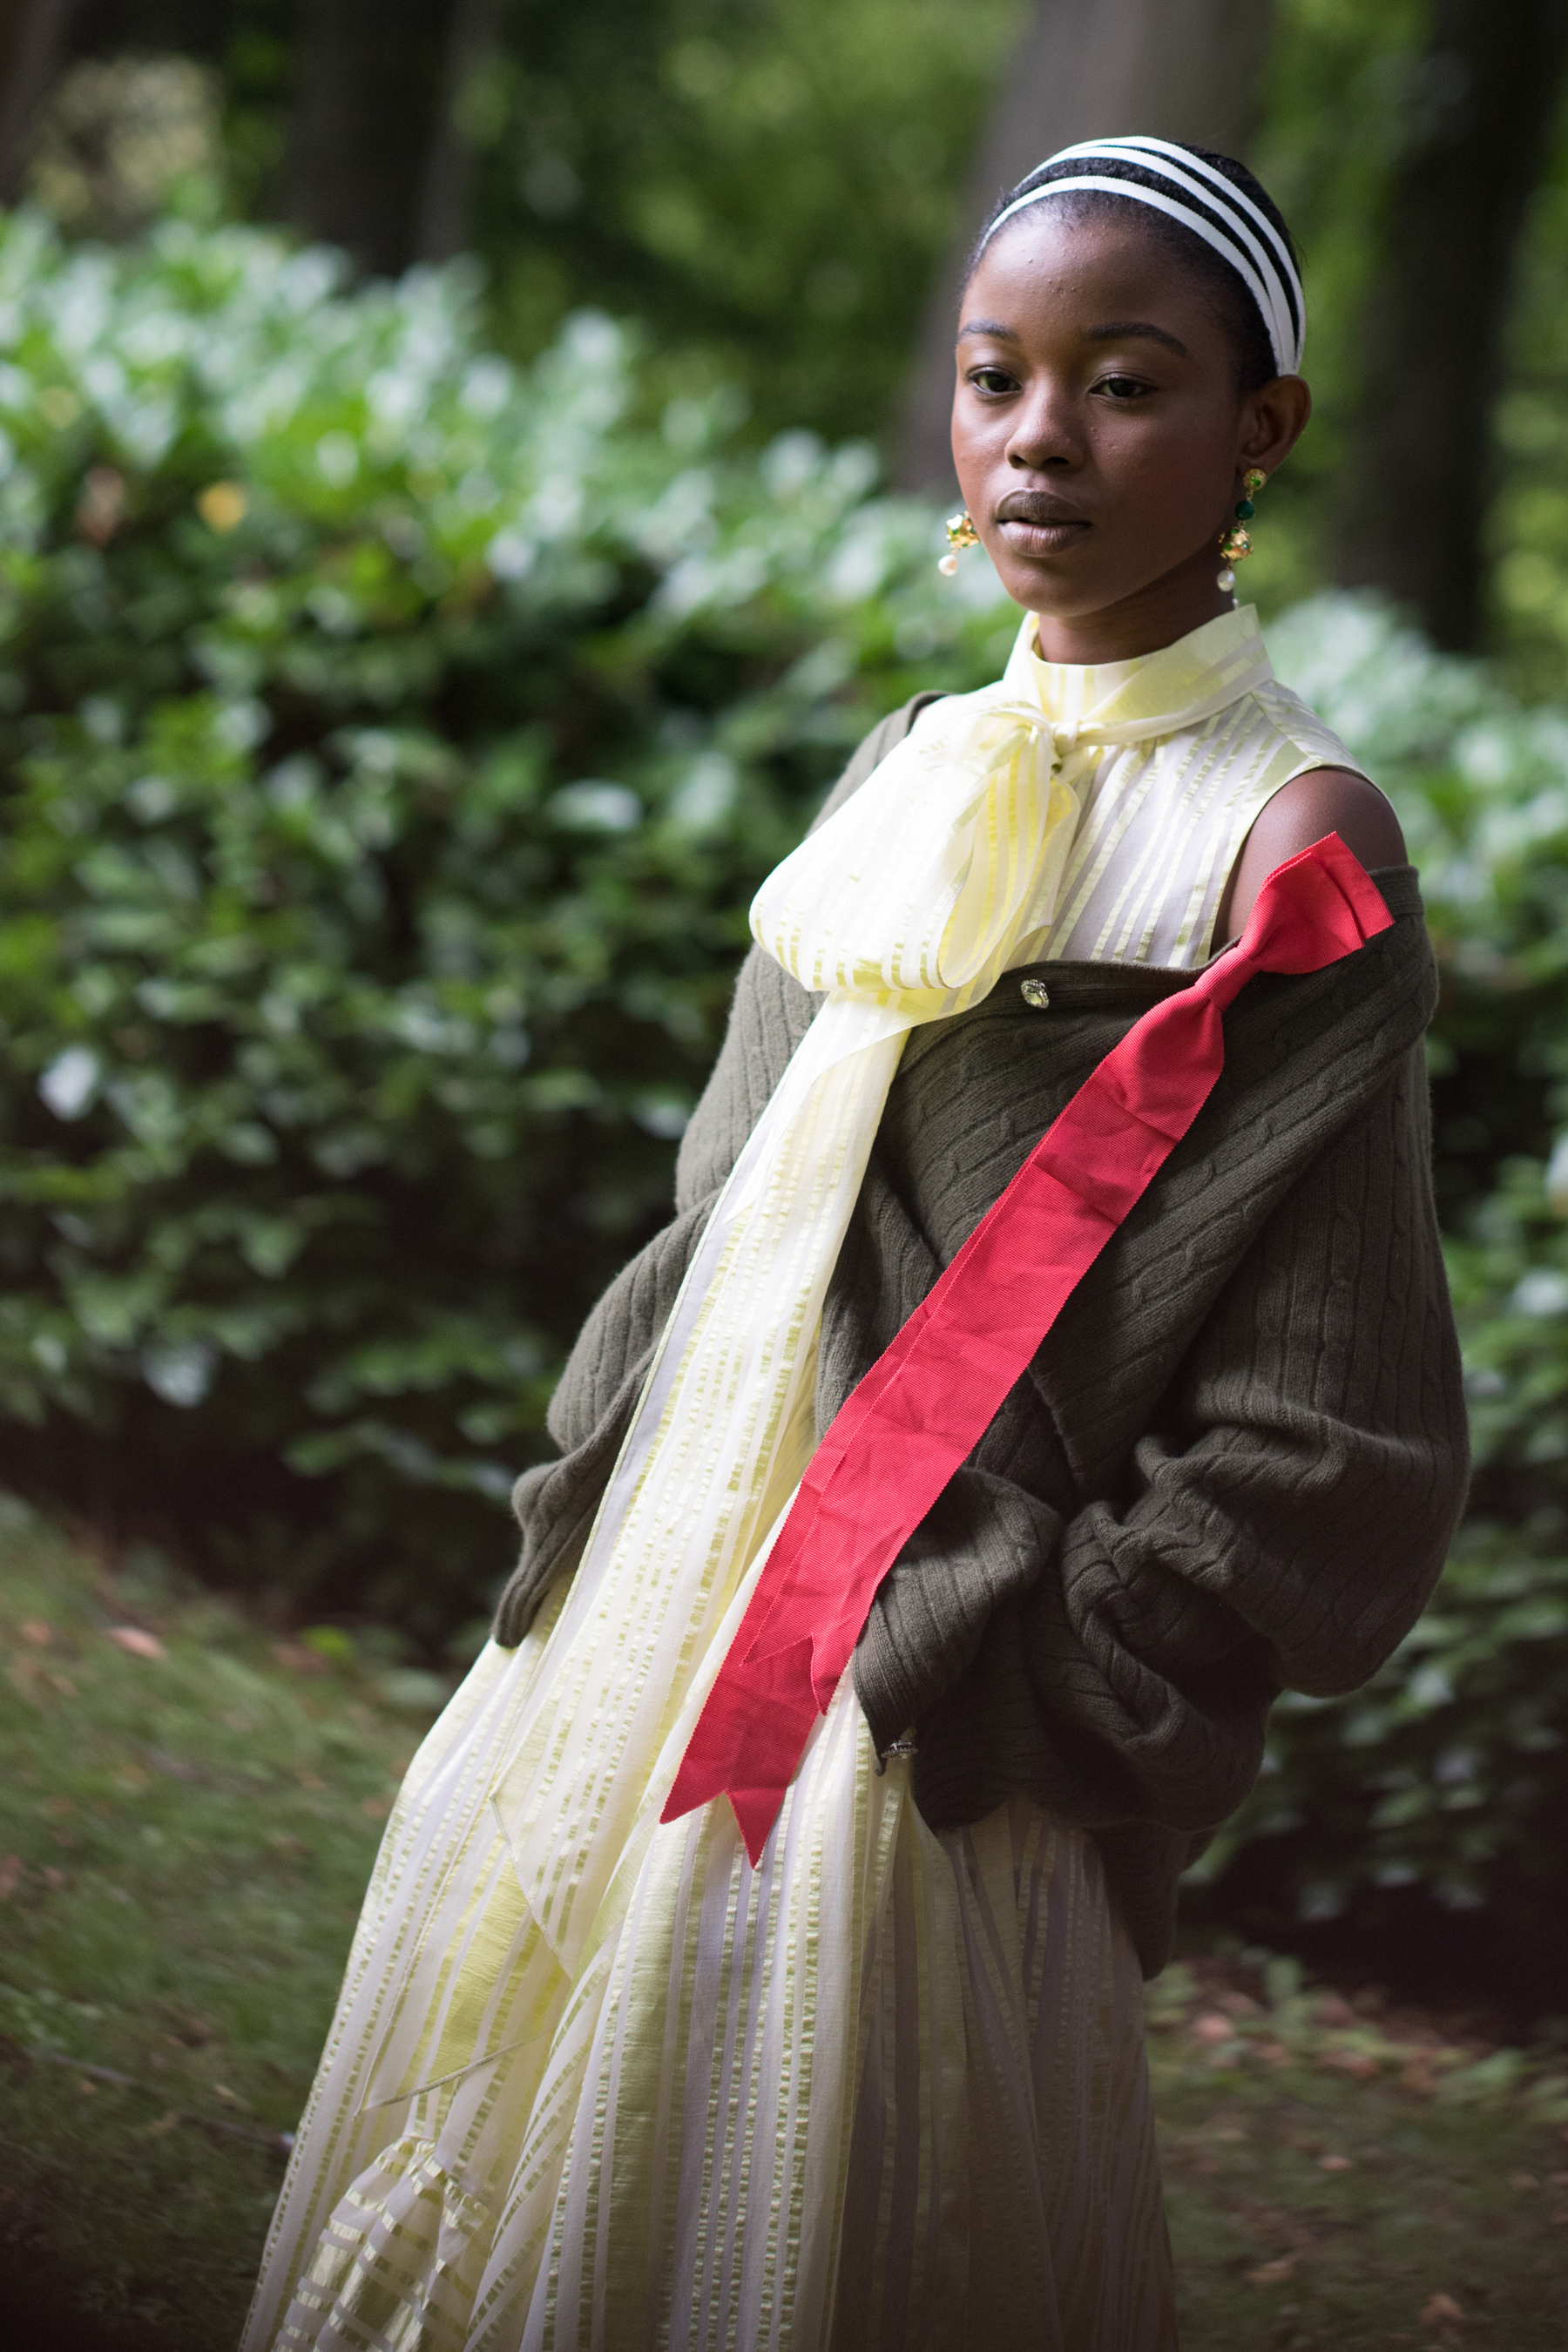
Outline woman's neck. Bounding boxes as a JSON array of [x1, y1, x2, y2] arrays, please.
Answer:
[[1030, 547, 1233, 666]]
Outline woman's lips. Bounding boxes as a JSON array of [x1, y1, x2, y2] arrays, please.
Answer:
[[996, 512, 1091, 556]]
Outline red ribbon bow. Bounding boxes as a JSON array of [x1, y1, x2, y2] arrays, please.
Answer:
[[662, 833, 1394, 1863]]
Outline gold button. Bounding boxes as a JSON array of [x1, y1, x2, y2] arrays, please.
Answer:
[[1019, 978, 1051, 1010]]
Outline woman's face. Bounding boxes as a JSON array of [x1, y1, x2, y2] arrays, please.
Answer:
[[951, 207, 1310, 647]]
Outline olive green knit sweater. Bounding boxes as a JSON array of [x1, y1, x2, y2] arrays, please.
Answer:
[[496, 700, 1470, 1974]]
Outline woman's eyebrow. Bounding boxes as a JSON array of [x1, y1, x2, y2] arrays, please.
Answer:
[[956, 319, 1191, 356], [1085, 321, 1189, 355]]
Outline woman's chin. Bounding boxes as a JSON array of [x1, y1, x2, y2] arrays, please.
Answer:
[[1004, 553, 1234, 631], [1003, 571, 1139, 625], [989, 551, 1105, 613]]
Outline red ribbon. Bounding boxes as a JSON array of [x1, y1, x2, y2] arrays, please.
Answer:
[[661, 834, 1394, 1862]]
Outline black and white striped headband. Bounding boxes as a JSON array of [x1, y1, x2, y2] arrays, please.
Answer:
[[977, 134, 1304, 377]]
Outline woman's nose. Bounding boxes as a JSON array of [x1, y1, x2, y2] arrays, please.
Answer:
[[1005, 389, 1081, 472]]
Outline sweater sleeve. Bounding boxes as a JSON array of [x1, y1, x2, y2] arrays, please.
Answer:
[[856, 1037, 1470, 1838], [494, 696, 933, 1643]]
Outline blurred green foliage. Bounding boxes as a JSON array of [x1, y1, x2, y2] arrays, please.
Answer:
[[0, 208, 1016, 1630], [1490, 135, 1568, 697], [41, 0, 1021, 451], [1240, 0, 1427, 615], [458, 0, 1022, 443]]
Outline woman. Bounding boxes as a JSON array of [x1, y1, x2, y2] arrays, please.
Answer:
[[247, 138, 1467, 2352]]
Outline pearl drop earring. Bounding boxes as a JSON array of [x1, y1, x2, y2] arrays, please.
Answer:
[[938, 511, 980, 575], [1217, 470, 1266, 591]]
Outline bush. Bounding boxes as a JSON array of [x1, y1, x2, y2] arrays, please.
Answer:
[[0, 209, 1015, 1631]]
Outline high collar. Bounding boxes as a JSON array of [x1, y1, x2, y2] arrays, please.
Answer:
[[1008, 603, 1274, 742]]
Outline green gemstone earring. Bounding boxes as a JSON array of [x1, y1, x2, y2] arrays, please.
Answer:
[[1217, 469, 1266, 591], [938, 510, 981, 575]]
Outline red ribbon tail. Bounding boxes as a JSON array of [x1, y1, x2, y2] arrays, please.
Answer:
[[729, 1781, 796, 1869], [660, 1634, 821, 1864]]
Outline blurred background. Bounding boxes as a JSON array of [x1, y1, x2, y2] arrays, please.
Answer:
[[3, 4, 1568, 2342]]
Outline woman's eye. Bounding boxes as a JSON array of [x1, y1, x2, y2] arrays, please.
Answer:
[[968, 368, 1017, 396], [1097, 375, 1150, 400]]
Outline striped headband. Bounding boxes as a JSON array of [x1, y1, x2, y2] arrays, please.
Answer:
[[977, 134, 1305, 376]]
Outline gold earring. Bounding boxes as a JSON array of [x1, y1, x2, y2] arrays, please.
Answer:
[[1217, 470, 1265, 591], [938, 510, 981, 575]]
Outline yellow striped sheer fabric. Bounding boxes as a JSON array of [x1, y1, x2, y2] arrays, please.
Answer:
[[1030, 619, 1367, 967], [244, 606, 1360, 2352]]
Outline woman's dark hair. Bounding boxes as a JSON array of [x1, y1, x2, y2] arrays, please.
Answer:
[[963, 146, 1300, 395]]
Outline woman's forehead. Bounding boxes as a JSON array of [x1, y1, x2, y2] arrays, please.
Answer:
[[963, 211, 1220, 341]]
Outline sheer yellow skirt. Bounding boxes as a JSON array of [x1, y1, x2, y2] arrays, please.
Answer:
[[243, 1593, 1174, 2352]]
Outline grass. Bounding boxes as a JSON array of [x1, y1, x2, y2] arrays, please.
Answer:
[[0, 1491, 433, 2350], [1147, 1964, 1568, 2348], [2, 1494, 1565, 2350]]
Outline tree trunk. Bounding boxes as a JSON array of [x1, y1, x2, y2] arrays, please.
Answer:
[[413, 0, 504, 262], [0, 0, 85, 204], [1335, 0, 1568, 651], [897, 0, 1276, 491], [286, 0, 453, 275]]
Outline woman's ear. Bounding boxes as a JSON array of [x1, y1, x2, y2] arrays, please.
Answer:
[[1241, 375, 1312, 476]]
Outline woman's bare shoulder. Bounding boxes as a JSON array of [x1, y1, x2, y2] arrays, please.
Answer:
[[1216, 766, 1408, 942]]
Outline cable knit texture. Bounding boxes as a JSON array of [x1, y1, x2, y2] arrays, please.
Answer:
[[496, 695, 1469, 1974]]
